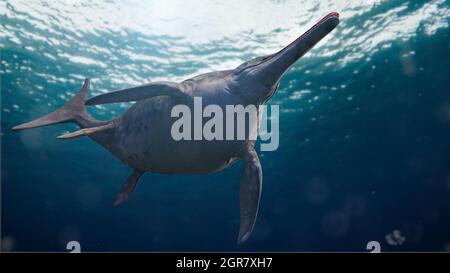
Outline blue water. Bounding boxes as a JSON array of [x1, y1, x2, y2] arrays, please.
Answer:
[[2, 0, 450, 252]]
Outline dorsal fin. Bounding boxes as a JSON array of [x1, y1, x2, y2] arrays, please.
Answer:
[[85, 81, 185, 105]]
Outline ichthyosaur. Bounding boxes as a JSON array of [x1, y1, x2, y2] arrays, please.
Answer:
[[13, 12, 340, 244]]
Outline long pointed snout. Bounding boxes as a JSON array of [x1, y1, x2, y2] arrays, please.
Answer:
[[257, 12, 340, 80]]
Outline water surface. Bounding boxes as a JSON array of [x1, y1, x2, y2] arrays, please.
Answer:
[[1, 0, 450, 251]]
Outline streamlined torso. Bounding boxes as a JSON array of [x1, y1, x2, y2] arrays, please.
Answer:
[[106, 70, 262, 174]]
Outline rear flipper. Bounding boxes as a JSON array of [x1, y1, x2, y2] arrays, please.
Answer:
[[12, 79, 105, 131], [114, 169, 145, 207], [57, 122, 115, 140]]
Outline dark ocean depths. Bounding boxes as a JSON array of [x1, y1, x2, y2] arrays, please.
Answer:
[[1, 0, 450, 252]]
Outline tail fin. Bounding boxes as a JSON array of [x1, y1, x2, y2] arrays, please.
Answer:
[[12, 79, 102, 131]]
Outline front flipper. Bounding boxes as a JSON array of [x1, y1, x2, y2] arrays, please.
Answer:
[[85, 81, 185, 105], [114, 169, 145, 207], [238, 143, 263, 244]]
